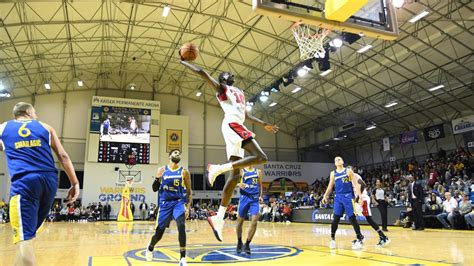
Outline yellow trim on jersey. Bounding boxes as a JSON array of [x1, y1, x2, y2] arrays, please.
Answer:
[[38, 121, 52, 146], [9, 195, 24, 244], [166, 165, 182, 172]]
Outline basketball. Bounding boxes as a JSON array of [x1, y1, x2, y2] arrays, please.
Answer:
[[179, 42, 199, 61]]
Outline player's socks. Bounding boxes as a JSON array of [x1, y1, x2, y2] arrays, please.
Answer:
[[217, 206, 226, 220], [180, 249, 186, 259], [220, 162, 233, 172], [330, 233, 335, 240]]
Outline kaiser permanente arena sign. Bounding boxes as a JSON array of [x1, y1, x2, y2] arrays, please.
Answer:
[[256, 161, 334, 183]]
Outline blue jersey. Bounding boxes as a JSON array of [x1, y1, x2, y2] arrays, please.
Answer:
[[159, 166, 185, 201], [0, 120, 57, 178], [103, 120, 110, 129], [334, 168, 353, 195], [240, 168, 260, 197]]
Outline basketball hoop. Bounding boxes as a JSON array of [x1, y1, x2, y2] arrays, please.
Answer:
[[291, 22, 330, 61]]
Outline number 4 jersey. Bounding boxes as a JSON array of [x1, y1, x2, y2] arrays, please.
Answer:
[[0, 120, 57, 178]]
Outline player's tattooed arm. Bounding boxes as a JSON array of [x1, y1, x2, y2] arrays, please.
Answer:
[[245, 111, 279, 133], [179, 60, 225, 94]]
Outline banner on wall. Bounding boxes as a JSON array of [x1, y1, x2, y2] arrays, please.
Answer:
[[423, 124, 445, 141], [166, 129, 182, 153], [452, 115, 474, 134], [383, 137, 390, 151], [399, 130, 418, 145], [257, 161, 334, 193]]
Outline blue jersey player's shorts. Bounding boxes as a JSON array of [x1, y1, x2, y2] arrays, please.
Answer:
[[9, 172, 58, 244], [156, 199, 185, 229], [333, 193, 356, 218], [238, 195, 260, 219]]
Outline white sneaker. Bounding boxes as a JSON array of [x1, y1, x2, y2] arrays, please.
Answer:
[[351, 239, 363, 250], [179, 257, 187, 266], [329, 240, 336, 249], [206, 164, 222, 187], [145, 248, 153, 262], [207, 215, 224, 242]]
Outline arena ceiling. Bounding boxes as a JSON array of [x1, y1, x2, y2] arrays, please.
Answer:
[[0, 0, 472, 150]]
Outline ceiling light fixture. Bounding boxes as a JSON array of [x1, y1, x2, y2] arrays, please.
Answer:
[[366, 124, 377, 130], [409, 10, 429, 23], [320, 69, 332, 76], [329, 38, 343, 48], [291, 87, 301, 93], [162, 6, 171, 17], [392, 0, 405, 8], [77, 80, 84, 87], [44, 82, 51, 90], [357, 44, 373, 53], [428, 84, 444, 91], [269, 102, 277, 107], [196, 91, 202, 97], [384, 101, 398, 108]]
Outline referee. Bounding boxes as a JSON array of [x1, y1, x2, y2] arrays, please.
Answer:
[[372, 179, 389, 231]]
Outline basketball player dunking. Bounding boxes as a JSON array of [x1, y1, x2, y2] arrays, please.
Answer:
[[236, 166, 263, 254], [350, 167, 390, 247], [180, 60, 278, 242], [145, 149, 192, 266], [0, 102, 80, 266], [322, 156, 364, 250]]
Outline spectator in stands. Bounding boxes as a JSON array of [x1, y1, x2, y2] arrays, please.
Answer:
[[148, 203, 157, 221], [459, 192, 473, 229], [67, 204, 75, 222], [425, 193, 442, 215], [97, 202, 103, 220], [261, 204, 271, 222], [104, 202, 111, 221], [282, 203, 292, 223], [139, 200, 148, 221], [0, 205, 6, 223], [130, 202, 135, 218], [437, 192, 458, 229]]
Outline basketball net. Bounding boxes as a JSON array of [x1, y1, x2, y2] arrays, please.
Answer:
[[291, 22, 330, 61], [125, 177, 134, 188]]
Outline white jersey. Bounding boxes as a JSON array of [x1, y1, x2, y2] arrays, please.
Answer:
[[216, 85, 246, 124]]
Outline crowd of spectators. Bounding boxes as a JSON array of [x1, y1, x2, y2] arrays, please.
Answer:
[[286, 147, 474, 229]]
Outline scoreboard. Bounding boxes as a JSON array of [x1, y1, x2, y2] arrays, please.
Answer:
[[98, 142, 150, 164]]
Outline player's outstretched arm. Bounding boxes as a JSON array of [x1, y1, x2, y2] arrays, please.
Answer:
[[180, 60, 225, 94], [322, 171, 335, 205], [47, 123, 80, 203], [245, 111, 279, 133], [183, 169, 192, 218]]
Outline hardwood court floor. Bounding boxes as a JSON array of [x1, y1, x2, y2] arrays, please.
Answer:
[[0, 220, 472, 266]]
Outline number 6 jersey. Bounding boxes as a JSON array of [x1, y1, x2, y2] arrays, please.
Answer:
[[0, 120, 57, 178]]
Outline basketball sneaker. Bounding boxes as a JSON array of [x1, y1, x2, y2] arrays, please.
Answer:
[[351, 239, 363, 250], [329, 240, 336, 249], [377, 237, 390, 247], [207, 163, 233, 187], [206, 164, 222, 187], [207, 215, 224, 242], [244, 243, 251, 255], [179, 258, 187, 266], [145, 248, 153, 262], [236, 241, 243, 254]]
